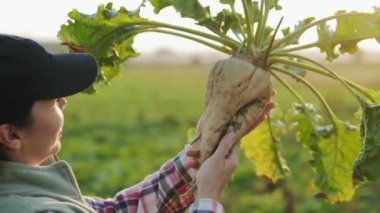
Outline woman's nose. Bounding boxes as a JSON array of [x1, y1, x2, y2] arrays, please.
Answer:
[[58, 98, 67, 110]]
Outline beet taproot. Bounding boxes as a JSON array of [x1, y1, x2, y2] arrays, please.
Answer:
[[191, 56, 272, 163]]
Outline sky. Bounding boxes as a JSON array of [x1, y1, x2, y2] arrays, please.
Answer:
[[1, 0, 380, 54]]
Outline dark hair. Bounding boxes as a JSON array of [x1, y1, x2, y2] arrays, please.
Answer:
[[0, 100, 34, 161], [0, 99, 34, 127]]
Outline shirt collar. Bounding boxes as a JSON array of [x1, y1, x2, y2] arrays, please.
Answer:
[[0, 160, 83, 202]]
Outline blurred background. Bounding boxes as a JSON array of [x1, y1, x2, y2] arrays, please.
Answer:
[[61, 56, 380, 213], [2, 0, 380, 212]]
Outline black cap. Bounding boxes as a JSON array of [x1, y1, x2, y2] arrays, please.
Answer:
[[0, 34, 99, 101]]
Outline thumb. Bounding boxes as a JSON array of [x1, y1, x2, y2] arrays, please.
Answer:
[[214, 132, 237, 159]]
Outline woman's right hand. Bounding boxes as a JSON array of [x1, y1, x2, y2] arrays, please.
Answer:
[[195, 132, 240, 200], [193, 101, 276, 201]]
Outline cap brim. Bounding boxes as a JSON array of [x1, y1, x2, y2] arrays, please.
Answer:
[[44, 53, 99, 99]]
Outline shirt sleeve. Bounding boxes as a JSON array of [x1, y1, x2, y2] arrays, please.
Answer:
[[189, 198, 225, 213], [83, 147, 197, 212]]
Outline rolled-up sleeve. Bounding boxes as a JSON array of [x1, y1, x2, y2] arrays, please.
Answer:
[[84, 148, 198, 212]]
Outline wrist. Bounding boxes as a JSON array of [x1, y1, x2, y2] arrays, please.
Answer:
[[196, 189, 220, 201]]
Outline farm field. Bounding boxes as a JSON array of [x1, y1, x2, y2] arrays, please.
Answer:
[[60, 62, 380, 212]]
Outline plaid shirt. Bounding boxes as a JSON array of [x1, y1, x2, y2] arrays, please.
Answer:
[[83, 148, 224, 213]]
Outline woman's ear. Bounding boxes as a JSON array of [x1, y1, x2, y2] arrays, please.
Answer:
[[0, 124, 22, 150]]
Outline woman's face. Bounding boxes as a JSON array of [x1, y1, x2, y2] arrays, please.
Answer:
[[17, 98, 66, 165]]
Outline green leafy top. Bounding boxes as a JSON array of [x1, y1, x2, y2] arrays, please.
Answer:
[[59, 2, 380, 85]]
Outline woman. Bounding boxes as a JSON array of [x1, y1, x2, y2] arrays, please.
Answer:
[[0, 34, 273, 212]]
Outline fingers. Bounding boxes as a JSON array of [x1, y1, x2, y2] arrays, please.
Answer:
[[214, 132, 237, 160], [271, 90, 277, 97], [226, 140, 240, 160], [263, 102, 276, 114], [254, 102, 276, 125], [258, 102, 276, 123], [231, 140, 241, 155], [245, 102, 276, 134], [185, 149, 200, 169], [186, 149, 200, 158], [252, 90, 276, 127], [186, 158, 200, 169], [225, 141, 240, 171]]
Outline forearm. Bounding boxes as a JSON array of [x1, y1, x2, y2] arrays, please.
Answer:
[[84, 147, 196, 212], [155, 147, 197, 211]]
